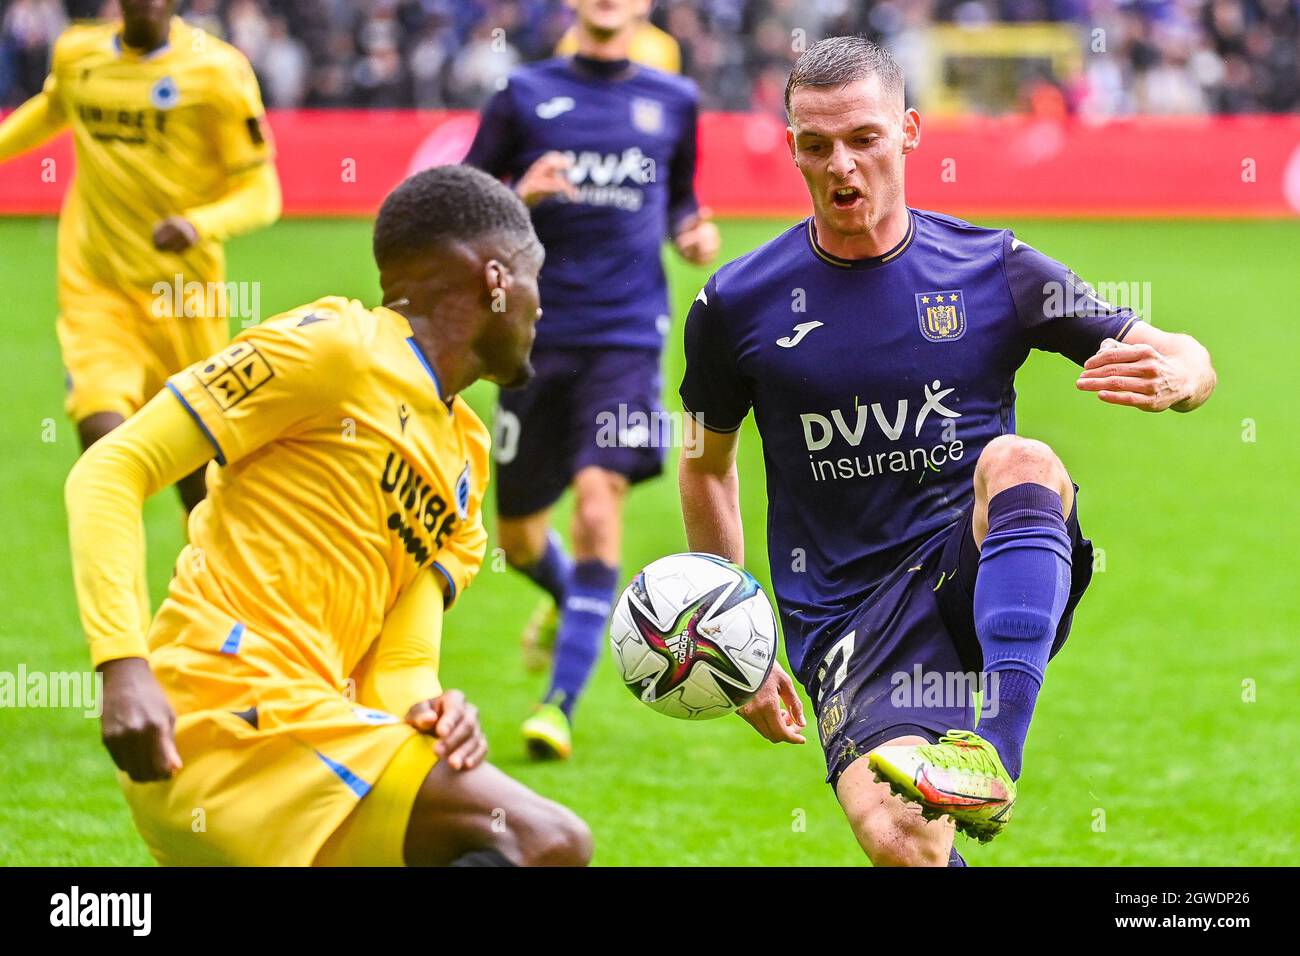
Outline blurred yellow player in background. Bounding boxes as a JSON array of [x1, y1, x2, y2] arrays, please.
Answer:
[[0, 0, 280, 511], [64, 166, 592, 867], [555, 0, 682, 72]]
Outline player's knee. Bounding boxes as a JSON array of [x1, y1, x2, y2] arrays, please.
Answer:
[[850, 801, 949, 868], [573, 495, 617, 547], [517, 801, 593, 867], [497, 520, 548, 569], [976, 435, 1069, 500], [571, 472, 623, 554]]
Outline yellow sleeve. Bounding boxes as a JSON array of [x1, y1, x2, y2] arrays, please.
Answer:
[[184, 160, 282, 243], [65, 391, 217, 667], [429, 419, 489, 607], [209, 50, 274, 175], [0, 88, 67, 162], [351, 569, 445, 716], [165, 308, 354, 467]]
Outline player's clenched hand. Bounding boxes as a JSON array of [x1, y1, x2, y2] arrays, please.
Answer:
[[1076, 337, 1192, 412], [99, 657, 183, 783], [674, 206, 721, 266], [152, 216, 199, 253], [515, 151, 578, 207], [406, 690, 487, 771], [737, 661, 806, 745]]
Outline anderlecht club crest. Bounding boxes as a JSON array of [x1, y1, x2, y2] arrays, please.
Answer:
[[915, 290, 967, 342]]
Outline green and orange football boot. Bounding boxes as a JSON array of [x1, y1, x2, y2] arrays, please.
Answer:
[[521, 701, 572, 761], [867, 730, 1016, 843]]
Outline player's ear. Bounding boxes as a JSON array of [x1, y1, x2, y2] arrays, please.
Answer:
[[483, 259, 513, 294], [483, 259, 513, 314], [901, 108, 921, 154], [785, 126, 797, 164]]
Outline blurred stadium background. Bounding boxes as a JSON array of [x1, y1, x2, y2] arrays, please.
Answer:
[[5, 0, 1300, 114], [1, 1, 1297, 865]]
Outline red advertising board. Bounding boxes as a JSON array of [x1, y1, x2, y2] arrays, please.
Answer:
[[2, 109, 1298, 218]]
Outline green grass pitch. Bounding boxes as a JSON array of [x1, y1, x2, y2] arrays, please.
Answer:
[[0, 214, 1296, 866]]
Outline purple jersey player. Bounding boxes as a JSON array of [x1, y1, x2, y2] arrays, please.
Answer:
[[679, 37, 1216, 865], [464, 0, 719, 759]]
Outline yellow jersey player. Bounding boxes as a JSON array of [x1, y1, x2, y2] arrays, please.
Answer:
[[64, 166, 592, 867], [0, 0, 281, 511]]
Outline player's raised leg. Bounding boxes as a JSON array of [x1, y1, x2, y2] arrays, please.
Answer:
[[870, 434, 1075, 841], [969, 435, 1074, 769], [837, 744, 960, 867]]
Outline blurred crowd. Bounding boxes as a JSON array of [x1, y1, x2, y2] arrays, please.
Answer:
[[2, 0, 1298, 114]]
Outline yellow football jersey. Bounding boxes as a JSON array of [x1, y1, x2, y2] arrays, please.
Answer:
[[42, 17, 273, 292], [157, 296, 490, 691], [56, 292, 490, 864]]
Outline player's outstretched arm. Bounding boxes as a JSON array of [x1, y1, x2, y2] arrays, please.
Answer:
[[1076, 323, 1217, 413], [679, 418, 806, 744], [0, 90, 67, 163], [352, 570, 486, 772], [679, 414, 744, 562], [65, 391, 216, 781]]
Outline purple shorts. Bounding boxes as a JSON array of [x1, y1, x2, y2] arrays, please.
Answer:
[[808, 486, 1094, 789], [493, 347, 666, 518]]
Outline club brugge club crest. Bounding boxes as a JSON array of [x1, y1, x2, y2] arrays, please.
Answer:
[[150, 76, 178, 110], [915, 290, 967, 342], [631, 97, 663, 134]]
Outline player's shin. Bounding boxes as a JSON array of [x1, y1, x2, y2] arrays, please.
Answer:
[[972, 483, 1073, 779], [546, 559, 620, 718], [521, 529, 573, 606]]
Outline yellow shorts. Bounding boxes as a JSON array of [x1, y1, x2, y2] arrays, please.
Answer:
[[314, 733, 438, 867], [121, 639, 438, 867], [56, 260, 228, 423]]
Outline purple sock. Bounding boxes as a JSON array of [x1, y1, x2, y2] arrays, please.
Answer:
[[973, 483, 1072, 780], [546, 559, 619, 719], [948, 847, 967, 867], [518, 531, 572, 607]]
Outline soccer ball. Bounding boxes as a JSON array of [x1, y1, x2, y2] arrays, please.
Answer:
[[609, 553, 778, 720]]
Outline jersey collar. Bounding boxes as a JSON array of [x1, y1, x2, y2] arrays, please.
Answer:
[[380, 306, 455, 415], [570, 54, 638, 83], [806, 209, 915, 270]]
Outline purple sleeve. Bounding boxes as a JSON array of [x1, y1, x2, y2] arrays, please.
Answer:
[[679, 275, 751, 432], [1004, 231, 1140, 366], [463, 86, 520, 180], [666, 98, 701, 238]]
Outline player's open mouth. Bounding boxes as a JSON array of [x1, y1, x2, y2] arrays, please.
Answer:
[[831, 187, 862, 209]]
